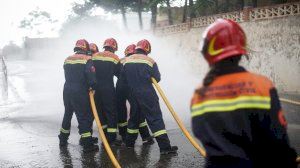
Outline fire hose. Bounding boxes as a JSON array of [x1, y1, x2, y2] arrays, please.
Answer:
[[89, 90, 121, 168], [151, 78, 207, 157], [280, 98, 300, 106]]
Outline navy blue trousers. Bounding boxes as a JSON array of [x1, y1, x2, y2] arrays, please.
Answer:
[[126, 89, 171, 149], [61, 88, 93, 135], [94, 87, 117, 142]]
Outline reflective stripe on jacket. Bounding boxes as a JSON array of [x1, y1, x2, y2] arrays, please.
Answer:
[[122, 54, 160, 94], [191, 67, 297, 167], [64, 53, 96, 90], [92, 51, 120, 89]]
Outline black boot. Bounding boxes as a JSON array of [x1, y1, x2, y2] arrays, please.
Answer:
[[118, 125, 127, 142], [81, 137, 99, 153], [125, 144, 134, 149], [106, 133, 123, 147], [101, 139, 123, 147], [112, 139, 123, 146], [125, 140, 135, 149], [58, 133, 70, 147], [160, 146, 178, 155], [79, 137, 98, 146], [155, 134, 178, 155], [125, 128, 140, 149], [142, 136, 155, 145]]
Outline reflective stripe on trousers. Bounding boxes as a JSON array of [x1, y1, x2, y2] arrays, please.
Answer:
[[153, 129, 167, 137], [81, 132, 92, 138], [60, 128, 70, 134]]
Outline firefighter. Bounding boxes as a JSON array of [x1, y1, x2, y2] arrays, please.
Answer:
[[92, 38, 119, 145], [58, 39, 99, 152], [191, 19, 297, 168], [122, 39, 178, 155], [89, 43, 99, 55], [116, 44, 154, 145]]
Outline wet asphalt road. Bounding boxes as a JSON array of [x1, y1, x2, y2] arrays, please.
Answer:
[[0, 117, 205, 168], [0, 61, 299, 168], [0, 96, 299, 168], [0, 100, 300, 168], [0, 60, 206, 168]]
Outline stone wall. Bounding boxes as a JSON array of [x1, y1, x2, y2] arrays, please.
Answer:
[[154, 15, 300, 93]]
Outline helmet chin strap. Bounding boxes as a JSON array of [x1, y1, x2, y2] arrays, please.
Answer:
[[104, 46, 115, 53], [135, 49, 147, 55]]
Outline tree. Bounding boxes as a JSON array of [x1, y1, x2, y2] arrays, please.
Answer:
[[120, 1, 128, 29], [194, 0, 214, 16], [2, 41, 23, 59], [237, 0, 245, 10], [272, 0, 287, 4], [146, 0, 171, 27], [166, 0, 173, 25], [19, 8, 58, 36], [225, 0, 230, 12], [217, 0, 234, 13], [89, 0, 132, 29], [72, 1, 95, 16], [213, 0, 219, 14], [182, 0, 188, 23], [244, 0, 257, 7], [147, 0, 160, 28], [137, 0, 143, 29], [252, 0, 257, 7], [189, 0, 196, 19]]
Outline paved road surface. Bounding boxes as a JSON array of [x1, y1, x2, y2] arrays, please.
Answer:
[[0, 60, 299, 168]]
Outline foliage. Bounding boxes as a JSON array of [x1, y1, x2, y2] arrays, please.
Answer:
[[67, 0, 293, 28], [19, 8, 58, 36], [19, 8, 57, 30], [72, 1, 95, 16], [89, 0, 132, 13], [2, 41, 23, 57], [194, 0, 215, 16]]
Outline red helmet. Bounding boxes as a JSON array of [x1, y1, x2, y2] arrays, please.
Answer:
[[103, 38, 118, 51], [74, 39, 89, 52], [89, 43, 99, 54], [136, 39, 151, 54], [201, 19, 247, 65], [124, 44, 136, 56]]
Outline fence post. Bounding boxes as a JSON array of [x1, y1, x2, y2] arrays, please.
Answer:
[[0, 55, 8, 101]]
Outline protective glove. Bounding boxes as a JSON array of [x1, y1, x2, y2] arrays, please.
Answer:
[[89, 87, 95, 95]]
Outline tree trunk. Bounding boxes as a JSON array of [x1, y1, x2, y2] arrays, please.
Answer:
[[166, 0, 173, 25], [189, 0, 196, 18], [120, 2, 128, 29], [182, 0, 188, 23], [215, 0, 219, 13], [237, 0, 244, 10], [225, 0, 230, 12], [137, 0, 143, 30], [244, 0, 253, 7], [150, 2, 158, 28], [252, 0, 257, 7]]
